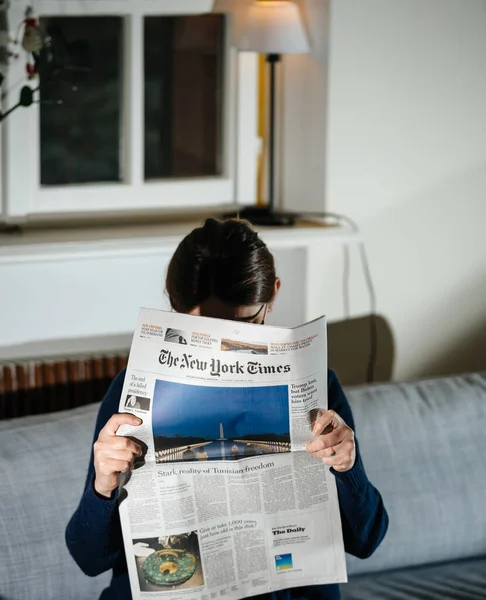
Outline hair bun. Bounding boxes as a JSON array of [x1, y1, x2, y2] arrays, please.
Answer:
[[166, 217, 276, 313]]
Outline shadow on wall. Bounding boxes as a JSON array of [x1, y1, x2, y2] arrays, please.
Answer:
[[420, 316, 486, 379], [327, 315, 395, 386]]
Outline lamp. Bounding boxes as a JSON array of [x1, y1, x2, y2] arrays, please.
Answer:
[[232, 1, 310, 226]]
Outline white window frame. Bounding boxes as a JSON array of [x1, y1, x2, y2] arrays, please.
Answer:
[[2, 0, 258, 221]]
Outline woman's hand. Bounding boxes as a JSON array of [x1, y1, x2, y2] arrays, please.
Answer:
[[93, 413, 143, 498], [306, 409, 356, 472]]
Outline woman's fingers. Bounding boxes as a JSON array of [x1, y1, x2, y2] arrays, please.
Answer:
[[94, 438, 143, 472], [306, 422, 352, 453], [317, 440, 355, 465], [93, 412, 144, 497], [96, 457, 134, 476], [99, 413, 142, 439], [108, 436, 143, 455], [312, 409, 340, 436], [308, 440, 345, 460], [94, 438, 141, 459], [100, 448, 140, 464], [324, 443, 355, 471], [306, 408, 356, 472]]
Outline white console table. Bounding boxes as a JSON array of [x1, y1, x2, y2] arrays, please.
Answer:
[[0, 222, 361, 359]]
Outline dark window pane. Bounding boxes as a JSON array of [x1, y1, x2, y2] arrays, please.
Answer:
[[40, 17, 122, 186], [144, 14, 224, 180]]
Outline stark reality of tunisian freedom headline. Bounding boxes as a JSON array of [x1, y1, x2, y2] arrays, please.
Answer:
[[116, 308, 347, 599]]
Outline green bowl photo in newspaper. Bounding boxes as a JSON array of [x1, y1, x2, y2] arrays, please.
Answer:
[[142, 549, 197, 587]]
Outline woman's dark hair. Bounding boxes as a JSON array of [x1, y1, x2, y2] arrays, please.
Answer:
[[166, 218, 277, 313]]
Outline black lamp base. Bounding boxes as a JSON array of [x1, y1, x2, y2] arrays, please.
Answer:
[[223, 206, 296, 227]]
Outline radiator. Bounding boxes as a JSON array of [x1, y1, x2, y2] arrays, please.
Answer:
[[0, 354, 128, 420]]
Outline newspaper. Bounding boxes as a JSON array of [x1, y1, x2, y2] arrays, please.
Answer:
[[117, 308, 347, 599]]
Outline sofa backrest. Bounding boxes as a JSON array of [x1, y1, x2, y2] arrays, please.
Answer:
[[345, 372, 486, 576], [2, 372, 486, 597], [0, 404, 110, 600]]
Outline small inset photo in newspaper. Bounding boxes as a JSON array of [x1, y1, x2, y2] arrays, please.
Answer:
[[221, 338, 268, 355], [164, 327, 189, 345], [124, 394, 151, 413], [153, 380, 290, 463], [132, 531, 203, 591]]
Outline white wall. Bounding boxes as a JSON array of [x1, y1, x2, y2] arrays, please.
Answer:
[[288, 0, 486, 380], [2, 225, 363, 358], [0, 243, 305, 352], [3, 0, 486, 382]]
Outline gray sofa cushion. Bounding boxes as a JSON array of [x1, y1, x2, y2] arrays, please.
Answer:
[[0, 404, 110, 600], [341, 555, 486, 600], [344, 372, 486, 576]]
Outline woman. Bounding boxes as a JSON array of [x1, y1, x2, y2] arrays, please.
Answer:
[[66, 218, 388, 600]]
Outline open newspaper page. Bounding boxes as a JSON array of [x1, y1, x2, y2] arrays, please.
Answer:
[[117, 308, 347, 600]]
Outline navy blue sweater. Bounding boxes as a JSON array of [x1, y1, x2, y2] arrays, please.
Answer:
[[66, 369, 388, 600]]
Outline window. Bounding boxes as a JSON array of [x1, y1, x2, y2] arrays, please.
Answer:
[[40, 17, 124, 186], [2, 1, 258, 221], [144, 15, 224, 180]]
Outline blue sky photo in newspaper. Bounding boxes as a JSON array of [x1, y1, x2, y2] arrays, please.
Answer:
[[153, 380, 290, 463]]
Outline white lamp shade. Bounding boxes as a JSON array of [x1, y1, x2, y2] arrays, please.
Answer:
[[238, 1, 310, 54]]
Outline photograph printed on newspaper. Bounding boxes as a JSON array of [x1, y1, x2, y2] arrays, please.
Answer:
[[116, 308, 347, 599]]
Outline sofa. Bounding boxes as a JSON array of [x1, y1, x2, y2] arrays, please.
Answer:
[[1, 372, 485, 600]]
